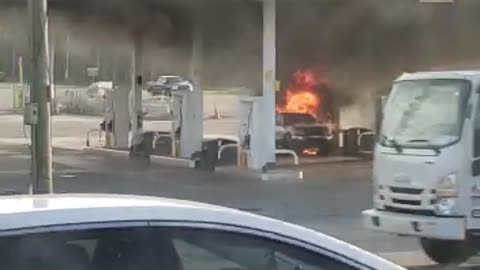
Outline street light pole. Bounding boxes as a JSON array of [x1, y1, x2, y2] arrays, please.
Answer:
[[29, 0, 53, 194]]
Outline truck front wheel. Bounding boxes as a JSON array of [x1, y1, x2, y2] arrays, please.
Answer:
[[420, 238, 475, 264]]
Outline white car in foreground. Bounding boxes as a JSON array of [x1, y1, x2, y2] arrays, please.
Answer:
[[0, 194, 404, 270]]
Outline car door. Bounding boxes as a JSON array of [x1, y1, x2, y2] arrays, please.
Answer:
[[470, 91, 480, 227], [152, 223, 377, 270], [0, 221, 382, 270]]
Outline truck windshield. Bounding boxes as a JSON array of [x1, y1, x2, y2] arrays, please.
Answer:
[[380, 79, 471, 150]]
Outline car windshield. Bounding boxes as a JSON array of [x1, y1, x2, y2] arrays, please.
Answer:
[[283, 113, 316, 126], [380, 79, 471, 149], [166, 77, 183, 84], [156, 77, 182, 84]]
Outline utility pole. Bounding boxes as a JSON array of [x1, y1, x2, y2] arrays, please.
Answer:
[[130, 33, 144, 149], [50, 29, 56, 114], [11, 46, 17, 81], [29, 0, 53, 194], [64, 33, 70, 80], [18, 56, 24, 85]]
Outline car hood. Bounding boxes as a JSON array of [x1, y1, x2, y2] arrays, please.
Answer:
[[291, 125, 331, 137], [292, 124, 324, 128]]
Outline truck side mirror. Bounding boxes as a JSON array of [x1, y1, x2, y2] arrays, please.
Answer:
[[375, 96, 386, 138]]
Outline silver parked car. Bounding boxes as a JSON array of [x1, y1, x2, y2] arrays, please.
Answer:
[[147, 75, 193, 96]]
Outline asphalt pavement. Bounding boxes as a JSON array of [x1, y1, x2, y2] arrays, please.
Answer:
[[0, 113, 473, 270]]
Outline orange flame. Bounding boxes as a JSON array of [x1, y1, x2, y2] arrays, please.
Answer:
[[280, 91, 319, 117], [303, 148, 319, 156], [276, 70, 322, 118]]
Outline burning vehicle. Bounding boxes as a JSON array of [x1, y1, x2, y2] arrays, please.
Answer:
[[276, 69, 336, 156], [276, 112, 333, 156]]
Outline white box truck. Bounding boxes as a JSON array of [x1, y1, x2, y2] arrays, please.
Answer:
[[363, 70, 480, 264]]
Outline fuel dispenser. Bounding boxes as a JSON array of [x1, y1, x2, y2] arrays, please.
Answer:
[[94, 82, 135, 150], [146, 81, 202, 160], [86, 81, 116, 148], [94, 79, 203, 165], [238, 97, 266, 170]]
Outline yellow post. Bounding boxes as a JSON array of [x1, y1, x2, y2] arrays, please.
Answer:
[[275, 80, 281, 92], [105, 132, 114, 148], [14, 84, 24, 110], [238, 148, 248, 168]]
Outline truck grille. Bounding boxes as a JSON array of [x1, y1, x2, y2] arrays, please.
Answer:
[[390, 186, 424, 195], [384, 206, 435, 216], [392, 199, 421, 206], [297, 127, 329, 136]]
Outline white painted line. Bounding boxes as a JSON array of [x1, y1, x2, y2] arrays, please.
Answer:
[[0, 169, 86, 175], [261, 169, 304, 182], [0, 170, 31, 175], [150, 155, 196, 168], [84, 147, 196, 168], [59, 174, 78, 179], [84, 147, 129, 157], [0, 138, 29, 144]]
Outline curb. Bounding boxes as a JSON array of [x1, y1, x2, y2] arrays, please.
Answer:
[[83, 147, 196, 169], [83, 147, 129, 157], [278, 158, 371, 168]]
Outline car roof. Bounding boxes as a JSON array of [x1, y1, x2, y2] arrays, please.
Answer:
[[0, 194, 403, 270], [396, 70, 480, 82]]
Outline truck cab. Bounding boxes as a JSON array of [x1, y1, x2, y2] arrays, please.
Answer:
[[363, 70, 480, 264]]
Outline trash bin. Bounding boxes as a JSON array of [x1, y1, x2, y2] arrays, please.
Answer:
[[129, 132, 155, 162], [217, 141, 238, 166], [196, 139, 219, 171], [344, 128, 371, 156], [142, 132, 155, 159], [358, 132, 375, 153]]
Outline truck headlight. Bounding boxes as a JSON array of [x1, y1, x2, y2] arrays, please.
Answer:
[[436, 173, 458, 198], [433, 173, 459, 215], [433, 198, 457, 216], [373, 176, 385, 209]]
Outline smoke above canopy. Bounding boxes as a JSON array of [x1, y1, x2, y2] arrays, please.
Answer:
[[1, 0, 480, 93]]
